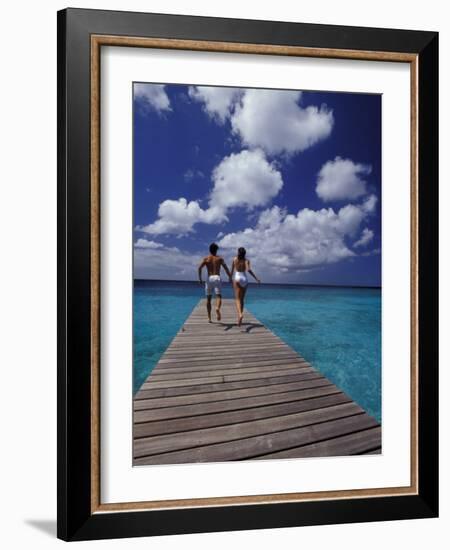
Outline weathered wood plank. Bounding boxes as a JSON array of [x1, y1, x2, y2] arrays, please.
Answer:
[[151, 357, 310, 370], [134, 384, 344, 423], [151, 359, 310, 375], [252, 426, 382, 459], [147, 364, 304, 382], [140, 375, 224, 390], [134, 375, 329, 411], [134, 413, 379, 464], [168, 337, 286, 345], [158, 351, 300, 364], [134, 371, 329, 400], [223, 368, 310, 383], [164, 342, 288, 352], [139, 366, 315, 390], [134, 402, 364, 457], [172, 335, 276, 343], [134, 393, 353, 438]]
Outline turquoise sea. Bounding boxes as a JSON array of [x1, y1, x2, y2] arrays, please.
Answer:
[[133, 280, 381, 423]]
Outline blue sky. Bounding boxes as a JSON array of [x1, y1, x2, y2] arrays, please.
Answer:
[[133, 82, 381, 286]]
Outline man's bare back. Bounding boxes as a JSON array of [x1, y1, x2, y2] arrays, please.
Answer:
[[202, 254, 226, 276]]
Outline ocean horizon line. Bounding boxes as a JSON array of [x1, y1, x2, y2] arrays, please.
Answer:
[[134, 278, 381, 290]]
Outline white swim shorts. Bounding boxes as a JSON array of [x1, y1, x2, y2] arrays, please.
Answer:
[[205, 274, 222, 296]]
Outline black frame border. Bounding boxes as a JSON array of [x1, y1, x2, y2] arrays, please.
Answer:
[[57, 7, 438, 541]]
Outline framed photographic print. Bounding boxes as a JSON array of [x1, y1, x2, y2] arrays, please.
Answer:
[[57, 7, 439, 541]]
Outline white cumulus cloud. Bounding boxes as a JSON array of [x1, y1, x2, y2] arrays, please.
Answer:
[[134, 244, 200, 280], [353, 228, 375, 248], [361, 194, 378, 213], [134, 83, 171, 113], [188, 86, 241, 123], [210, 149, 283, 211], [316, 156, 372, 202], [188, 86, 334, 156], [136, 198, 227, 236], [217, 198, 376, 275], [138, 149, 283, 236], [134, 239, 164, 249], [231, 89, 334, 156]]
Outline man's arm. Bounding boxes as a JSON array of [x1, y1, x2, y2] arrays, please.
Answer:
[[221, 258, 232, 281], [198, 258, 206, 283]]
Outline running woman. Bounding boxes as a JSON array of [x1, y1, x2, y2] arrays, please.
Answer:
[[230, 247, 261, 326]]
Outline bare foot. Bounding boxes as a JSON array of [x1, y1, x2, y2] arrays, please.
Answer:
[[238, 314, 243, 326], [208, 316, 212, 323], [216, 308, 221, 321]]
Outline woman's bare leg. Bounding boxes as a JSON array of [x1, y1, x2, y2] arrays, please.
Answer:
[[237, 285, 245, 326], [233, 282, 243, 324], [240, 286, 247, 324]]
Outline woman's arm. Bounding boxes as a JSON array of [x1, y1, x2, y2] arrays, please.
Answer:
[[230, 258, 236, 279], [222, 257, 232, 281], [247, 260, 261, 283]]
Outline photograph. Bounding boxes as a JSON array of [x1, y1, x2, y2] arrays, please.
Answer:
[[132, 81, 382, 466]]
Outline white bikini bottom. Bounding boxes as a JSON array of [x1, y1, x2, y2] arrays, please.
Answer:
[[234, 271, 248, 287]]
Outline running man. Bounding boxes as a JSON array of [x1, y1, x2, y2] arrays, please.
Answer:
[[198, 243, 232, 322]]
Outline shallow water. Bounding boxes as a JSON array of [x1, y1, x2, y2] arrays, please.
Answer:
[[133, 280, 381, 422]]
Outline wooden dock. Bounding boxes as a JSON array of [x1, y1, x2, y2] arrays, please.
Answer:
[[133, 299, 381, 465]]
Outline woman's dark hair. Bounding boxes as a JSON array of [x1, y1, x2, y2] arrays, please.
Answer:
[[237, 247, 246, 260], [209, 242, 219, 255]]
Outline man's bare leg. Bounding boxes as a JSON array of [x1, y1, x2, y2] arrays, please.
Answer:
[[206, 295, 212, 322], [215, 294, 222, 321]]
